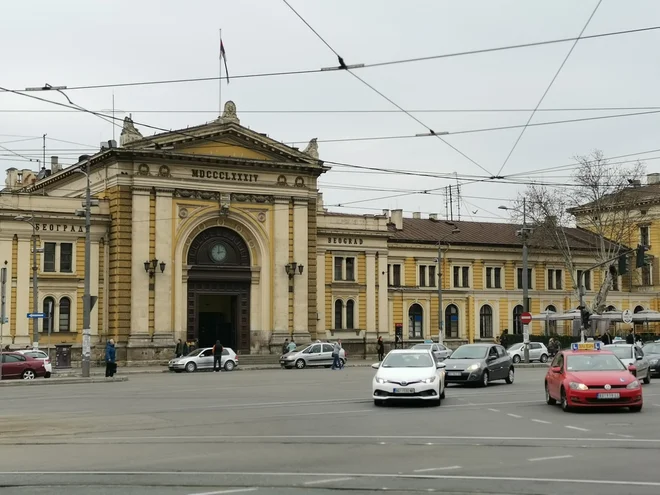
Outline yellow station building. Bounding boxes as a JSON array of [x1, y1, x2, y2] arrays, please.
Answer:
[[0, 102, 657, 363]]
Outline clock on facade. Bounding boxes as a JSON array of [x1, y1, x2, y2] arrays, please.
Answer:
[[209, 243, 228, 263]]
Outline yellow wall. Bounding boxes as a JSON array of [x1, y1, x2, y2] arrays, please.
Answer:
[[404, 257, 416, 286], [473, 261, 483, 290], [325, 252, 332, 329]]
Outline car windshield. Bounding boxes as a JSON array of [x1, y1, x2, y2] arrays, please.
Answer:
[[184, 349, 203, 357], [412, 344, 432, 350], [449, 346, 488, 359], [642, 343, 660, 355], [566, 354, 626, 371], [604, 345, 633, 359], [381, 353, 433, 368]]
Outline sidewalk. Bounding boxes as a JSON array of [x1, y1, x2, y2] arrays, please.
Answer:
[[0, 376, 128, 387]]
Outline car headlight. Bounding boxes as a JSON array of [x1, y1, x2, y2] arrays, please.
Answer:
[[569, 382, 588, 391], [466, 363, 481, 372], [626, 380, 640, 389], [650, 359, 658, 365], [375, 377, 387, 384], [422, 376, 437, 383]]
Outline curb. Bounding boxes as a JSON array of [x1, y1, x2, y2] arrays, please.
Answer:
[[0, 376, 128, 387]]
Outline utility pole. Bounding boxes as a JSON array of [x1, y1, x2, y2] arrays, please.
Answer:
[[1, 261, 7, 380], [521, 198, 530, 364], [16, 216, 39, 350], [437, 223, 460, 346], [82, 160, 92, 377]]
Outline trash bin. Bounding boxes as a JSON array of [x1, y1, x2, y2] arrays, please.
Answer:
[[55, 344, 72, 369]]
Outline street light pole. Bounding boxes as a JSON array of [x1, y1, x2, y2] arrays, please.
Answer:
[[82, 162, 92, 377], [521, 198, 530, 364], [16, 216, 39, 350], [437, 224, 460, 346]]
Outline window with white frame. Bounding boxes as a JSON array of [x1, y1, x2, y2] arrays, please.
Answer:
[[388, 263, 402, 286], [576, 270, 591, 291], [334, 298, 356, 329], [333, 256, 356, 282], [453, 265, 470, 288], [43, 242, 74, 274], [485, 266, 502, 289], [516, 267, 533, 290], [418, 264, 436, 287], [640, 225, 650, 247], [58, 297, 71, 332], [547, 269, 563, 290], [642, 264, 652, 286]]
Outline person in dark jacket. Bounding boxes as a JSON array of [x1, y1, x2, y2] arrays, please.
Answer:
[[601, 330, 612, 346], [377, 336, 385, 362], [175, 339, 183, 357], [213, 340, 223, 372], [282, 339, 289, 355], [105, 339, 116, 377], [626, 330, 635, 345]]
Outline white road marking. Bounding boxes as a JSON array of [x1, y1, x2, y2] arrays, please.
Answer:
[[414, 466, 462, 473], [303, 477, 353, 485], [528, 455, 573, 462], [188, 489, 258, 495], [607, 432, 633, 439], [565, 426, 590, 432], [487, 408, 500, 412], [507, 413, 523, 418], [6, 471, 660, 488], [531, 419, 551, 424]]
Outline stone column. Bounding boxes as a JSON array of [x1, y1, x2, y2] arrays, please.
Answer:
[[378, 250, 389, 337], [366, 250, 377, 337], [154, 189, 174, 344], [292, 198, 309, 342], [272, 196, 290, 340], [316, 248, 326, 339]]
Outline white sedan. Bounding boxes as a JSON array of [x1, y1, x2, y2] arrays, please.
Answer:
[[372, 349, 446, 407]]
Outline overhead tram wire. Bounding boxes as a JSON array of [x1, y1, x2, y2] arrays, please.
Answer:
[[495, 0, 603, 177], [3, 25, 659, 93], [280, 0, 494, 178]]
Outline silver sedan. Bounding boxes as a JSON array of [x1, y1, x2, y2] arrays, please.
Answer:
[[168, 347, 238, 372], [604, 344, 652, 384], [411, 343, 453, 361], [280, 342, 347, 369]]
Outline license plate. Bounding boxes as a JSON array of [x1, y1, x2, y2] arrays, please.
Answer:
[[447, 371, 462, 376], [597, 393, 620, 399], [393, 388, 415, 394]]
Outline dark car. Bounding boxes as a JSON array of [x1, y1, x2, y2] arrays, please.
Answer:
[[642, 342, 660, 377], [0, 352, 47, 380], [443, 343, 514, 387]]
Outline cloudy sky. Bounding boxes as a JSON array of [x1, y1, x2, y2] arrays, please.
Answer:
[[2, 0, 660, 222]]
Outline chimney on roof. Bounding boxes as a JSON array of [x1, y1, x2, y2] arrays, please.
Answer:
[[390, 209, 403, 230], [429, 213, 438, 221], [412, 212, 421, 219], [382, 209, 389, 217], [50, 156, 61, 173], [648, 173, 660, 185]]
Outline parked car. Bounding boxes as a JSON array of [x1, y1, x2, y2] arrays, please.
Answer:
[[168, 347, 238, 372], [412, 342, 453, 361], [506, 342, 549, 363], [642, 342, 660, 377], [604, 344, 651, 384], [280, 342, 347, 369], [444, 343, 514, 387], [0, 352, 48, 379], [16, 349, 52, 378]]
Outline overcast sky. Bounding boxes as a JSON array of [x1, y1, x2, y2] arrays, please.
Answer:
[[2, 0, 660, 222]]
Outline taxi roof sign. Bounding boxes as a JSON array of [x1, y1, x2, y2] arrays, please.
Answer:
[[424, 339, 433, 344], [571, 341, 601, 351]]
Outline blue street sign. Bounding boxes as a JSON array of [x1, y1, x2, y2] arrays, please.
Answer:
[[27, 313, 45, 319]]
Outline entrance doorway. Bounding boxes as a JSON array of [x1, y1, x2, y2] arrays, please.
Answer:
[[197, 294, 237, 349]]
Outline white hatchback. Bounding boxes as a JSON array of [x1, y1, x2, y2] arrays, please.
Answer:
[[16, 349, 52, 377], [372, 349, 446, 406]]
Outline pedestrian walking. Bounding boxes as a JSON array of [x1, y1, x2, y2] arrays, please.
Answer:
[[175, 339, 183, 357], [332, 339, 343, 370], [282, 339, 290, 354], [105, 339, 116, 378], [287, 338, 297, 353], [377, 336, 384, 362], [213, 340, 223, 372], [601, 330, 612, 346], [626, 329, 635, 345]]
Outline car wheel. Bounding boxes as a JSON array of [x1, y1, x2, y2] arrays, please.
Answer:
[[505, 367, 515, 384], [295, 359, 306, 369], [340, 358, 346, 367], [629, 405, 643, 413], [224, 360, 235, 372], [540, 354, 548, 363], [374, 399, 384, 407], [512, 355, 521, 364], [185, 362, 197, 373], [481, 370, 489, 387], [643, 371, 651, 384], [22, 369, 36, 380], [432, 398, 441, 407], [440, 387, 446, 399], [560, 387, 571, 412], [545, 382, 556, 405]]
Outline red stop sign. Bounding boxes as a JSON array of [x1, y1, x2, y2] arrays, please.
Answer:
[[520, 312, 532, 325]]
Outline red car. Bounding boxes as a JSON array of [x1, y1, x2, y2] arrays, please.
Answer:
[[0, 352, 48, 380], [545, 343, 643, 412]]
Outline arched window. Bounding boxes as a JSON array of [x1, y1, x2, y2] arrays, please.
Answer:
[[59, 297, 71, 332], [545, 305, 557, 335], [606, 305, 616, 312], [43, 297, 55, 334], [445, 304, 459, 339], [513, 305, 524, 335], [634, 305, 644, 331], [409, 304, 424, 339], [479, 305, 493, 339], [334, 300, 343, 329], [346, 300, 355, 330]]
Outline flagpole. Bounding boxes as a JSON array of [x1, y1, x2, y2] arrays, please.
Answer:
[[219, 28, 222, 116]]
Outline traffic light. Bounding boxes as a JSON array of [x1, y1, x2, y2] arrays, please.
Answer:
[[579, 306, 591, 330], [617, 254, 628, 276], [636, 244, 650, 268]]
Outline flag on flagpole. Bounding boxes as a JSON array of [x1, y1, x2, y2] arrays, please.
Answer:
[[220, 39, 229, 84]]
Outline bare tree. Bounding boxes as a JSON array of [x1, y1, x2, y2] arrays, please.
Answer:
[[513, 150, 645, 314]]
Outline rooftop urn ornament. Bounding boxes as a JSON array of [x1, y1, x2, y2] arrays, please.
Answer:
[[217, 100, 240, 124], [303, 137, 319, 159], [120, 114, 143, 146]]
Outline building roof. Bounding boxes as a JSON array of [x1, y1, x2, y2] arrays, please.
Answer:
[[390, 217, 610, 251], [570, 182, 660, 214]]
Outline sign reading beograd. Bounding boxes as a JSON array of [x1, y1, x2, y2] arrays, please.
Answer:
[[192, 169, 258, 182]]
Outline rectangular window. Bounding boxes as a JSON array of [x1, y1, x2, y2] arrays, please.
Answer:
[[392, 264, 401, 286], [345, 257, 355, 281], [640, 225, 650, 247], [462, 267, 469, 287], [44, 242, 56, 272], [387, 264, 391, 286], [428, 265, 436, 287], [642, 264, 652, 286], [576, 270, 591, 291], [60, 243, 73, 273], [486, 267, 502, 289], [453, 266, 459, 288], [611, 273, 619, 291], [334, 257, 343, 281], [516, 268, 533, 290], [548, 269, 563, 290], [419, 266, 427, 287], [453, 266, 470, 288]]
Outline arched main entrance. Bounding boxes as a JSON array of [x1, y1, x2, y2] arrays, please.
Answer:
[[186, 226, 251, 352]]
